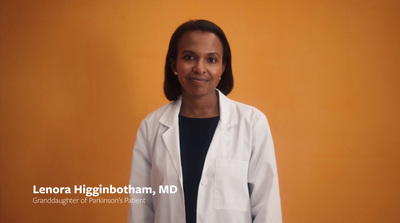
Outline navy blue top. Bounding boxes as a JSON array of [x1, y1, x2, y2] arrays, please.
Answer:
[[179, 115, 219, 223]]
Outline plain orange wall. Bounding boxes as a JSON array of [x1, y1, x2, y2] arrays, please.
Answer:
[[1, 0, 399, 222]]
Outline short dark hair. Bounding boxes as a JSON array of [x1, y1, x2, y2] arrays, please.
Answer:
[[164, 19, 234, 101]]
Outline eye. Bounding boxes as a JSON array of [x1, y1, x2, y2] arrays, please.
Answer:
[[183, 55, 195, 61], [208, 57, 217, 63]]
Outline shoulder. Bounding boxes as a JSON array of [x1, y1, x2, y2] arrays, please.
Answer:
[[220, 93, 268, 125], [135, 101, 177, 139], [144, 103, 171, 120], [140, 102, 174, 126], [230, 99, 265, 117]]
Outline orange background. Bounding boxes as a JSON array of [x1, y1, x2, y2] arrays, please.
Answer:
[[1, 0, 399, 222]]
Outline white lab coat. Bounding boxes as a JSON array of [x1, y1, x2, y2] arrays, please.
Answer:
[[128, 90, 282, 223]]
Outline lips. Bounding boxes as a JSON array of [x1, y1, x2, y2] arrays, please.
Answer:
[[188, 76, 208, 81]]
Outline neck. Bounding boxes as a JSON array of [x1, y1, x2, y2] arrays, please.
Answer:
[[180, 91, 219, 118]]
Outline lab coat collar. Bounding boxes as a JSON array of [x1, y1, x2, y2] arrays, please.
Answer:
[[159, 89, 238, 129]]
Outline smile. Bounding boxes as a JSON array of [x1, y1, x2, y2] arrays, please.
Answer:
[[189, 76, 208, 81], [188, 77, 209, 83]]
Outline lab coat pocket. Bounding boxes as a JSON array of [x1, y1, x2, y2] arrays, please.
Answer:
[[214, 158, 249, 211]]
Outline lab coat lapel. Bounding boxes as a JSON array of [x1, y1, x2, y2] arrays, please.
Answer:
[[158, 91, 238, 184], [202, 90, 238, 174], [159, 98, 183, 186]]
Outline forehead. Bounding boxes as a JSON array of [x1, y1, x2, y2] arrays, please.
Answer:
[[178, 31, 223, 53]]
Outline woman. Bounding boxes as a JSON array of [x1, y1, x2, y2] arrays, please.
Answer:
[[128, 20, 282, 223]]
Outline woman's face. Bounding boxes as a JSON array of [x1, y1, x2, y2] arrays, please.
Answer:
[[172, 31, 226, 99]]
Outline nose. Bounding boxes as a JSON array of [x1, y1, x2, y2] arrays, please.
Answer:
[[193, 59, 206, 74]]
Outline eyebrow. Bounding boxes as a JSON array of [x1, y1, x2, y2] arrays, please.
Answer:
[[181, 50, 221, 57]]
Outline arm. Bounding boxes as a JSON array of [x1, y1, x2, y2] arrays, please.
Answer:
[[248, 114, 282, 223], [128, 120, 154, 223]]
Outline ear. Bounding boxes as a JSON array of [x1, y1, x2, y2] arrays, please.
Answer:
[[222, 64, 226, 74], [169, 58, 177, 73]]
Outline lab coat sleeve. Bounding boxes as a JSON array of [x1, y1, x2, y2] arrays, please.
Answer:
[[248, 114, 282, 223], [128, 120, 154, 223]]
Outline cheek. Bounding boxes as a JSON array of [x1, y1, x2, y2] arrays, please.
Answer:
[[176, 61, 191, 71], [215, 66, 225, 77]]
